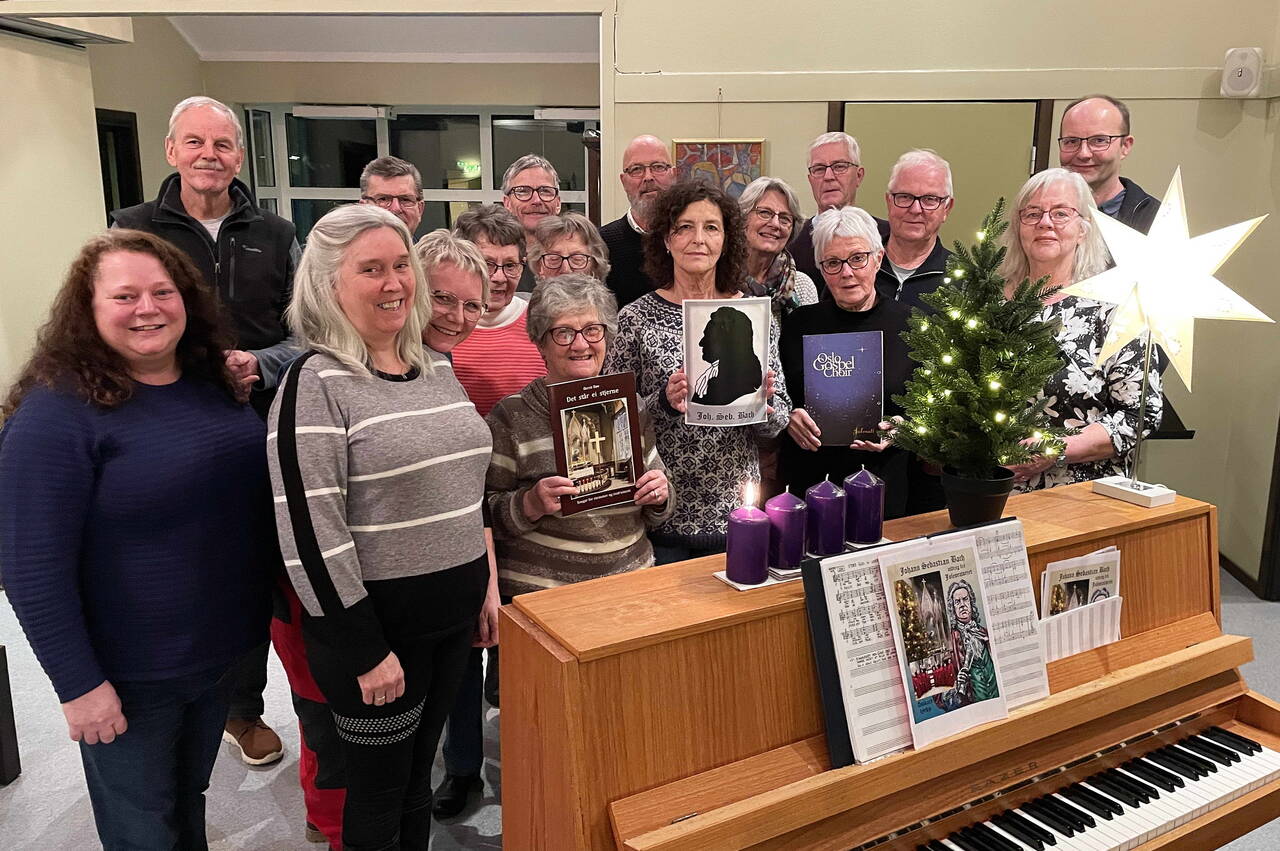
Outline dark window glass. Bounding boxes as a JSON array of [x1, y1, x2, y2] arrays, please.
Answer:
[[389, 115, 483, 191], [491, 116, 595, 191], [259, 197, 278, 214], [248, 110, 275, 188], [421, 200, 482, 234], [285, 115, 376, 188], [292, 199, 348, 242]]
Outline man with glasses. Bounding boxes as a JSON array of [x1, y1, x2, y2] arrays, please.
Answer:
[[1058, 94, 1159, 233], [501, 153, 562, 294], [791, 131, 889, 290], [877, 149, 955, 313], [600, 134, 678, 307], [358, 155, 424, 237]]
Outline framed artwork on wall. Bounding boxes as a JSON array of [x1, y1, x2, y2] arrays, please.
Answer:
[[672, 138, 765, 200]]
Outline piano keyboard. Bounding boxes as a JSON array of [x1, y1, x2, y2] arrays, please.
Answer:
[[909, 727, 1280, 851]]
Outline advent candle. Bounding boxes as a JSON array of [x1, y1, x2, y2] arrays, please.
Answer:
[[764, 487, 807, 570], [844, 465, 886, 545], [805, 476, 846, 556], [726, 483, 770, 584]]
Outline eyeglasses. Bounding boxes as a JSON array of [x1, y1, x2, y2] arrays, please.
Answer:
[[807, 161, 858, 177], [539, 253, 594, 271], [485, 260, 526, 279], [1018, 206, 1081, 226], [890, 193, 950, 211], [506, 185, 560, 202], [362, 194, 422, 209], [1057, 134, 1126, 153], [430, 290, 486, 319], [818, 252, 873, 274], [750, 207, 796, 228], [546, 323, 607, 346], [622, 162, 673, 178]]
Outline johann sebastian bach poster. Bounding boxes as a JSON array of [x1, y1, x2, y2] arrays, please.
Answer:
[[802, 331, 883, 445], [682, 296, 771, 427], [548, 371, 644, 516]]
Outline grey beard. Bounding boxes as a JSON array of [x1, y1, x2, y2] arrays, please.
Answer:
[[631, 196, 655, 225]]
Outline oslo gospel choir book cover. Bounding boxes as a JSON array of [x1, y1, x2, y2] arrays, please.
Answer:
[[802, 330, 884, 445], [682, 296, 771, 427], [548, 371, 645, 516]]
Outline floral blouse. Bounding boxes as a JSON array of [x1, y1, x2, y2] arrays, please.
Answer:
[[1016, 295, 1163, 492]]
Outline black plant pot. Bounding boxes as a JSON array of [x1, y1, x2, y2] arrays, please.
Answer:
[[940, 466, 1016, 527]]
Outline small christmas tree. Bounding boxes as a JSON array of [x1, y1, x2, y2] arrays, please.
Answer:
[[891, 199, 1069, 479], [894, 580, 936, 660]]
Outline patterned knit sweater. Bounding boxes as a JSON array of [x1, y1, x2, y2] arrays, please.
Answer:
[[602, 291, 791, 549], [486, 377, 674, 597]]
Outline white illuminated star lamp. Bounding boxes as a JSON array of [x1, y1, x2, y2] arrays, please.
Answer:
[[1064, 167, 1272, 508]]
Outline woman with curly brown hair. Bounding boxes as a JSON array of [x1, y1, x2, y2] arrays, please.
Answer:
[[602, 180, 791, 564], [0, 229, 275, 851]]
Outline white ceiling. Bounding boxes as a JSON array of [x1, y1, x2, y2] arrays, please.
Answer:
[[167, 15, 599, 64]]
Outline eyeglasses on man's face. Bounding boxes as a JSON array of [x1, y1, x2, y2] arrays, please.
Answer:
[[622, 162, 673, 178], [1018, 206, 1081, 226], [506, 185, 560, 202], [485, 260, 525, 279], [750, 207, 796, 229], [430, 290, 486, 319], [889, 193, 949, 211], [546, 323, 607, 346], [1057, 134, 1126, 153], [818, 252, 873, 274], [807, 161, 858, 177], [362, 194, 422, 209], [539, 253, 593, 272]]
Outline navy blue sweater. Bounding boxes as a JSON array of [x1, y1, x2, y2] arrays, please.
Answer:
[[0, 378, 274, 702]]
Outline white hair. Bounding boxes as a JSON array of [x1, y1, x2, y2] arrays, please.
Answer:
[[808, 131, 861, 165], [998, 168, 1110, 287], [167, 96, 245, 149], [501, 153, 560, 193], [888, 149, 953, 196], [811, 206, 883, 262], [414, 229, 490, 305], [287, 204, 430, 376]]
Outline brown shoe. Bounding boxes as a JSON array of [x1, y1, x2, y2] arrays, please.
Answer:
[[222, 717, 284, 765], [305, 821, 326, 843]]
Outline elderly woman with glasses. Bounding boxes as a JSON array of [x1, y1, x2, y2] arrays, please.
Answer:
[[780, 206, 916, 516], [999, 168, 1161, 491], [529, 212, 612, 282], [739, 176, 817, 318]]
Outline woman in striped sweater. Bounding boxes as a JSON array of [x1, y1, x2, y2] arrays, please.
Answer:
[[268, 204, 491, 851]]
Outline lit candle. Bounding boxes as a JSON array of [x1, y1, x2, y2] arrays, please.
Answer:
[[726, 483, 770, 584], [844, 465, 885, 545], [805, 476, 846, 557], [764, 487, 807, 570]]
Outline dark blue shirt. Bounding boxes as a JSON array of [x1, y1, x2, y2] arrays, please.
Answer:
[[0, 377, 274, 702]]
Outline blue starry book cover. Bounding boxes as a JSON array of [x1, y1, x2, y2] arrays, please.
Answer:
[[802, 331, 883, 446]]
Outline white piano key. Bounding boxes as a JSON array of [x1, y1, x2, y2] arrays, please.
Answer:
[[1049, 793, 1128, 850], [1077, 780, 1159, 849]]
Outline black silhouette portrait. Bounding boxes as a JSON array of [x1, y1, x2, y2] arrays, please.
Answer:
[[692, 305, 763, 405]]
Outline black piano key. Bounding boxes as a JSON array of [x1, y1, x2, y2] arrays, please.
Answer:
[[962, 826, 1006, 851], [1000, 810, 1057, 846], [1069, 781, 1125, 815], [1124, 758, 1179, 792], [1035, 795, 1087, 831], [1150, 746, 1206, 779], [991, 813, 1046, 850], [927, 843, 952, 851], [1060, 785, 1115, 820], [970, 821, 1022, 851], [945, 830, 987, 851], [1207, 725, 1262, 754], [1087, 773, 1141, 807], [1183, 734, 1240, 764], [1103, 767, 1158, 801], [1166, 743, 1216, 774], [1048, 793, 1096, 829], [1022, 800, 1075, 836]]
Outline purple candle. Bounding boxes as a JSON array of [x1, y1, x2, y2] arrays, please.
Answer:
[[765, 487, 807, 570], [805, 476, 846, 556], [844, 465, 886, 544], [726, 485, 770, 584]]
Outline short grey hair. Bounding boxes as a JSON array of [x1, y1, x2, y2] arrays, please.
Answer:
[[501, 153, 560, 193], [737, 177, 806, 246], [999, 168, 1110, 287], [167, 96, 244, 149], [360, 156, 423, 196], [529, 213, 611, 281], [526, 273, 619, 346], [287, 204, 429, 375], [414, 229, 490, 305], [808, 131, 861, 165], [453, 204, 527, 258], [811, 206, 883, 262], [888, 149, 954, 196]]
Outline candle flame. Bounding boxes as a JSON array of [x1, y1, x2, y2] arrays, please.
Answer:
[[743, 482, 757, 507]]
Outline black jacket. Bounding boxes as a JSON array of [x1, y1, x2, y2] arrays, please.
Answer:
[[599, 214, 652, 308], [112, 174, 300, 387], [1112, 176, 1160, 235], [874, 237, 953, 314], [792, 213, 891, 298]]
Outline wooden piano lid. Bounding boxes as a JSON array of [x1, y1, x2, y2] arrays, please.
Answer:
[[511, 483, 1217, 663]]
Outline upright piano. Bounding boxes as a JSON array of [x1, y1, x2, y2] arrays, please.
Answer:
[[500, 483, 1280, 850]]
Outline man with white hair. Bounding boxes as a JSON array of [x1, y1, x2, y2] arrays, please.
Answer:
[[599, 134, 678, 307], [791, 131, 888, 290], [111, 95, 298, 769], [877, 149, 955, 313], [501, 153, 561, 295]]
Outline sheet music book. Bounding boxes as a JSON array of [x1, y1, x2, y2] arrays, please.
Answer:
[[1042, 595, 1124, 661], [1040, 546, 1121, 616], [547, 371, 644, 516], [801, 331, 883, 445]]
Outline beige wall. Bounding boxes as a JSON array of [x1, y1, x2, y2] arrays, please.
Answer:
[[88, 15, 203, 196], [0, 33, 105, 385]]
